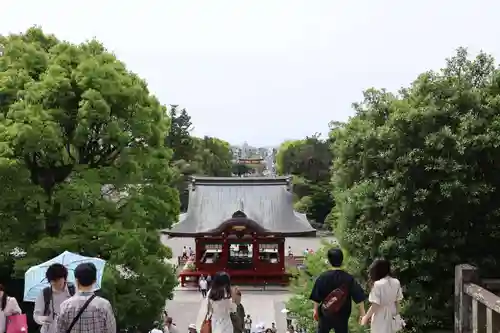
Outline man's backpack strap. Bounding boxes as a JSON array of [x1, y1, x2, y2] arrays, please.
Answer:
[[43, 286, 52, 316], [43, 283, 76, 316]]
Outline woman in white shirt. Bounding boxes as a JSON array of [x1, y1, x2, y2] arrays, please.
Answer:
[[0, 284, 22, 333], [361, 259, 404, 333], [197, 272, 236, 333]]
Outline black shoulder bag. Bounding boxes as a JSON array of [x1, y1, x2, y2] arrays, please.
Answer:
[[66, 294, 96, 333]]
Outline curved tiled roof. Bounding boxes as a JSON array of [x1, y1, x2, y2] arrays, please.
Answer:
[[163, 176, 315, 237]]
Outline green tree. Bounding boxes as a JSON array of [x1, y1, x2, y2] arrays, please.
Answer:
[[165, 106, 197, 211], [0, 27, 179, 332], [193, 136, 233, 176], [165, 105, 196, 162], [276, 136, 333, 224], [276, 135, 332, 183], [331, 48, 500, 331], [232, 163, 251, 176]]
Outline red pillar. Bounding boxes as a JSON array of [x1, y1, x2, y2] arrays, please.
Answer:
[[222, 232, 229, 272], [195, 238, 200, 270], [252, 233, 258, 284], [278, 238, 285, 271]]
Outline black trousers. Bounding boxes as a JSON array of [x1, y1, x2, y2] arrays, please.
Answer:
[[317, 319, 348, 333], [201, 289, 207, 297]]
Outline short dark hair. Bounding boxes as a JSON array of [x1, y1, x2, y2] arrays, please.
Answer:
[[369, 259, 391, 283], [327, 248, 343, 267], [74, 263, 97, 287], [46, 264, 68, 282]]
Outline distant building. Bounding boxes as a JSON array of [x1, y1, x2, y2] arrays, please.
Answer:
[[231, 143, 276, 161], [230, 143, 277, 177]]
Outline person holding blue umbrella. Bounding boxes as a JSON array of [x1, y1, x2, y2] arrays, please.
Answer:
[[33, 264, 76, 333]]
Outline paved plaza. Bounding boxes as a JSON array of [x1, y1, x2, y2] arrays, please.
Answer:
[[166, 289, 291, 331]]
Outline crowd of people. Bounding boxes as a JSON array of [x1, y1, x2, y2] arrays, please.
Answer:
[[0, 246, 403, 333]]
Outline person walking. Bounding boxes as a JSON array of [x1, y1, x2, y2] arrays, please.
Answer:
[[309, 248, 367, 333], [360, 259, 404, 332], [231, 288, 245, 333], [199, 277, 208, 298], [198, 272, 237, 333], [0, 284, 22, 333], [34, 264, 76, 333], [55, 263, 116, 333], [244, 315, 252, 333]]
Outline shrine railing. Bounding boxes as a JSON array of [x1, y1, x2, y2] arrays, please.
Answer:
[[177, 255, 306, 269], [455, 264, 500, 333]]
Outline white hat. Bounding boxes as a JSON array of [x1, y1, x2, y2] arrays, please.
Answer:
[[188, 324, 197, 330]]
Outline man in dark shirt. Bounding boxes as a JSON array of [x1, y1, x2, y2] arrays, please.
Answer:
[[309, 248, 366, 333]]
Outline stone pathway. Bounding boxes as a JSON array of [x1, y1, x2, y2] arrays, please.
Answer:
[[166, 290, 291, 332]]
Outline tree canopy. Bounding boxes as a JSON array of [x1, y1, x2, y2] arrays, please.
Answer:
[[276, 135, 333, 226], [0, 27, 178, 331], [165, 107, 234, 210], [331, 48, 500, 331]]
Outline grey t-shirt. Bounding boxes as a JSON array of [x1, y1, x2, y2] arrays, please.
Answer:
[[33, 287, 73, 333]]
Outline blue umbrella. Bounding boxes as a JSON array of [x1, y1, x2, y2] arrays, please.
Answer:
[[24, 251, 106, 302]]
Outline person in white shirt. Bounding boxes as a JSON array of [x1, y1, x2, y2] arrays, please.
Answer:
[[244, 315, 252, 333], [0, 284, 21, 333], [199, 277, 208, 298]]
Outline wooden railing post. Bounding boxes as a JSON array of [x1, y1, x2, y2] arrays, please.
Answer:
[[455, 264, 479, 333]]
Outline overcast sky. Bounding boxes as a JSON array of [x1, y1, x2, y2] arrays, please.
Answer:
[[2, 0, 499, 147]]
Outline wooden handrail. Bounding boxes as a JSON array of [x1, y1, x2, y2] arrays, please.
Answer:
[[455, 264, 500, 333], [464, 283, 500, 314]]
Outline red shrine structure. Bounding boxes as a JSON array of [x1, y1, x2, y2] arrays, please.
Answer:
[[162, 176, 315, 286]]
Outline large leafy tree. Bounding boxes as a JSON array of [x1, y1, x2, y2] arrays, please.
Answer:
[[0, 28, 179, 331], [276, 135, 333, 225], [331, 48, 500, 331], [193, 136, 233, 177]]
